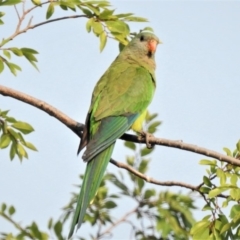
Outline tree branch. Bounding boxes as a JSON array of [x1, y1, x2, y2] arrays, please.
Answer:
[[110, 159, 228, 199], [1, 85, 239, 167], [110, 159, 198, 191], [0, 85, 83, 137]]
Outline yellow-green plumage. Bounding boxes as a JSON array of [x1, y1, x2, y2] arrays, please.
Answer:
[[68, 32, 160, 239]]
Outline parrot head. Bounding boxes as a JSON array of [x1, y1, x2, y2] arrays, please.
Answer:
[[125, 31, 161, 59]]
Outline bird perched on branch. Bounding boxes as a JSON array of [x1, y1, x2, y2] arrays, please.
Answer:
[[68, 31, 161, 239]]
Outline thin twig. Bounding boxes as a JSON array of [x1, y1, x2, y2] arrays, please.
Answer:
[[110, 159, 198, 190], [14, 5, 20, 20], [28, 15, 88, 30]]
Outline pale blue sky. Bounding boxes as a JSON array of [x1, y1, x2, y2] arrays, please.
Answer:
[[1, 1, 240, 238]]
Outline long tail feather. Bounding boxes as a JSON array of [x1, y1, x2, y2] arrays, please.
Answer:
[[68, 144, 115, 239]]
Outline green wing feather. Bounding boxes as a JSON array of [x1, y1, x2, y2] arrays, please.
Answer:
[[83, 115, 138, 161]]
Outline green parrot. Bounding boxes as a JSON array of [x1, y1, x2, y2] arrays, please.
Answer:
[[68, 31, 160, 238]]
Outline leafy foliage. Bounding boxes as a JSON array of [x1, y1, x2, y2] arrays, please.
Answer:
[[0, 109, 37, 161], [0, 203, 64, 240], [0, 0, 149, 75], [191, 140, 240, 239]]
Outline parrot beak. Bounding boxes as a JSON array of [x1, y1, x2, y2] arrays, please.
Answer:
[[148, 39, 162, 53]]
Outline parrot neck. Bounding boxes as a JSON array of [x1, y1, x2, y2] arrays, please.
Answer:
[[122, 49, 156, 75]]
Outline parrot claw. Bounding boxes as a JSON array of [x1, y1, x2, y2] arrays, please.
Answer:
[[139, 131, 154, 149]]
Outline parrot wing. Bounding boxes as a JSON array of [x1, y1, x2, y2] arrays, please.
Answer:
[[82, 114, 139, 161]]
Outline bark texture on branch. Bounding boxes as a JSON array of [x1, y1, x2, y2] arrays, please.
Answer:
[[0, 84, 239, 167]]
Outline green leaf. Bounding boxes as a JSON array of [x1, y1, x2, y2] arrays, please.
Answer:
[[199, 159, 216, 166], [0, 0, 21, 6], [10, 47, 23, 56], [146, 112, 158, 122], [92, 21, 103, 35], [1, 203, 7, 212], [79, 6, 93, 17], [230, 205, 240, 218], [137, 178, 144, 191], [29, 222, 42, 238], [86, 18, 93, 32], [54, 221, 62, 236], [10, 142, 16, 160], [124, 141, 136, 150], [126, 156, 134, 166], [23, 52, 38, 62], [21, 48, 39, 54], [0, 12, 5, 17], [12, 121, 34, 134], [138, 159, 148, 173], [190, 219, 210, 235], [85, 4, 100, 15], [106, 20, 129, 35], [223, 147, 232, 156], [31, 0, 41, 6], [199, 186, 211, 194], [220, 222, 231, 234], [24, 141, 37, 151], [8, 128, 19, 140], [203, 176, 212, 187], [144, 189, 156, 199], [84, 1, 110, 5], [22, 52, 39, 70], [46, 3, 55, 19], [5, 116, 17, 123], [0, 19, 4, 25], [8, 205, 15, 215], [140, 147, 152, 157], [230, 188, 237, 200], [148, 121, 161, 129], [99, 31, 107, 52], [0, 59, 4, 73], [111, 31, 128, 45], [59, 4, 67, 10], [216, 168, 226, 185], [202, 203, 213, 211], [48, 218, 53, 229], [3, 50, 11, 59], [115, 13, 133, 18], [230, 174, 238, 186], [5, 62, 21, 76], [17, 143, 28, 159], [237, 140, 240, 152], [104, 200, 117, 209], [99, 9, 115, 19], [124, 16, 148, 22], [0, 134, 11, 148], [209, 187, 229, 198]]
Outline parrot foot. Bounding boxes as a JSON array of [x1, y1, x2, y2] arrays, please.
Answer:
[[139, 131, 154, 149]]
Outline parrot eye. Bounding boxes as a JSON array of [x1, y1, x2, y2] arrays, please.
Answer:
[[140, 35, 144, 41]]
